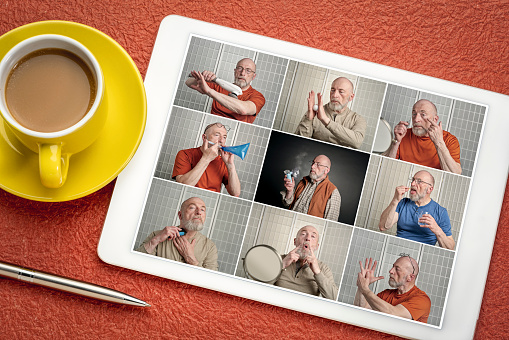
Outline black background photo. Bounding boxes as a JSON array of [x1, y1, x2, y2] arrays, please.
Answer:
[[254, 131, 370, 225]]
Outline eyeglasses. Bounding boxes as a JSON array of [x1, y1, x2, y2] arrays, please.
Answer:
[[399, 253, 415, 275], [205, 122, 231, 133], [235, 66, 255, 75], [309, 161, 329, 169], [409, 177, 432, 186]]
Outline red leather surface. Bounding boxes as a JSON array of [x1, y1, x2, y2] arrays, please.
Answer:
[[0, 1, 507, 339]]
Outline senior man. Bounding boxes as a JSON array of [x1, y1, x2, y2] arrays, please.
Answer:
[[383, 99, 461, 174], [354, 255, 431, 323], [172, 122, 241, 197], [274, 225, 338, 300], [295, 77, 366, 149], [379, 170, 455, 249], [282, 155, 341, 221], [136, 197, 218, 270], [186, 58, 266, 123]]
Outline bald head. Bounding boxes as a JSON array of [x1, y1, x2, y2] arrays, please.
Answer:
[[309, 155, 331, 182], [329, 77, 355, 112], [414, 170, 435, 187], [332, 77, 354, 93], [314, 155, 331, 168], [397, 255, 419, 277], [413, 99, 437, 116], [236, 58, 256, 72]]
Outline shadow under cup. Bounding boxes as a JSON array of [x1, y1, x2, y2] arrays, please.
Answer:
[[0, 34, 106, 189]]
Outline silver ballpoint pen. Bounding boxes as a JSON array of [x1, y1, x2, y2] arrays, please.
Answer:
[[0, 261, 150, 307]]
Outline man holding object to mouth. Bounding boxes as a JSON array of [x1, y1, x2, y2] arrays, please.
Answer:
[[382, 99, 461, 174], [273, 225, 338, 300], [378, 170, 455, 249], [172, 122, 241, 197]]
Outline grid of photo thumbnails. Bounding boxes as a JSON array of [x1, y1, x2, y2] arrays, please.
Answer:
[[132, 35, 486, 327]]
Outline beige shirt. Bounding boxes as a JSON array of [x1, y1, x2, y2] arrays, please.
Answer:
[[274, 256, 338, 300], [295, 105, 366, 149], [136, 230, 218, 271]]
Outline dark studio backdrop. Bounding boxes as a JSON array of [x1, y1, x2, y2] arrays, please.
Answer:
[[254, 131, 370, 225]]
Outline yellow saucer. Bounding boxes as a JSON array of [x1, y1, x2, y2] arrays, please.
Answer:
[[0, 21, 146, 202]]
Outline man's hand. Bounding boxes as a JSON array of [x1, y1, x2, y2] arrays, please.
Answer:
[[201, 136, 221, 162], [220, 149, 235, 166], [159, 226, 182, 241], [283, 176, 295, 197], [426, 118, 445, 145], [316, 93, 330, 126], [307, 91, 317, 120], [419, 213, 440, 234], [302, 246, 320, 275], [282, 246, 300, 269], [394, 121, 409, 142], [393, 185, 409, 202], [357, 258, 384, 294], [143, 226, 182, 254], [189, 71, 212, 95], [173, 236, 199, 266]]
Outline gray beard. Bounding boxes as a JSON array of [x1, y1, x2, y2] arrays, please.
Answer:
[[182, 219, 204, 232], [412, 126, 427, 136], [296, 243, 311, 260], [409, 190, 425, 202], [328, 101, 346, 112], [234, 78, 248, 88], [389, 277, 405, 288]]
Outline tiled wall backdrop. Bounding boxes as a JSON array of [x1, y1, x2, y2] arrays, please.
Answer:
[[338, 228, 455, 327], [356, 155, 470, 247], [235, 203, 353, 298], [154, 106, 271, 201], [273, 61, 387, 152], [173, 36, 288, 129], [133, 179, 251, 275], [378, 84, 486, 177]]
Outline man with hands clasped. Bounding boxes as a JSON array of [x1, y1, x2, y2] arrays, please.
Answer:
[[383, 99, 461, 174], [185, 58, 265, 124], [273, 225, 338, 300], [136, 197, 218, 270], [379, 170, 455, 249], [295, 77, 366, 149], [172, 122, 241, 197], [354, 256, 431, 323]]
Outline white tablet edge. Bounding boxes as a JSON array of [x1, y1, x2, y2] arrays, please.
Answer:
[[98, 15, 509, 339]]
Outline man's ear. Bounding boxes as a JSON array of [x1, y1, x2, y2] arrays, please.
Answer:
[[348, 92, 355, 103], [178, 211, 182, 221]]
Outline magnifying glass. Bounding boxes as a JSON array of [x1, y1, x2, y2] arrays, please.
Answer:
[[373, 117, 394, 153], [242, 244, 283, 283]]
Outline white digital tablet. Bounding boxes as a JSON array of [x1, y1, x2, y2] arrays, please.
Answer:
[[98, 15, 509, 339]]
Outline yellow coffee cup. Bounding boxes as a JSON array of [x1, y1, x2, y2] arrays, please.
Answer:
[[0, 34, 106, 188]]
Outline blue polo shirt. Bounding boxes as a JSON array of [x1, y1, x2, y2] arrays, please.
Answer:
[[395, 198, 452, 246]]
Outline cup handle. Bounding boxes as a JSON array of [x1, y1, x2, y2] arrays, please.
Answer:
[[39, 143, 69, 188]]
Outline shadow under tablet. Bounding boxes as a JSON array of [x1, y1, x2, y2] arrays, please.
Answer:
[[255, 131, 369, 225]]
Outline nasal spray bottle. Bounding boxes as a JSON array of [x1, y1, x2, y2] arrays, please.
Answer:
[[284, 169, 300, 181]]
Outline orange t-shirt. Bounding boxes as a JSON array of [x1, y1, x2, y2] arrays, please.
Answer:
[[209, 82, 265, 124], [377, 286, 431, 323], [396, 128, 460, 170], [172, 147, 228, 193]]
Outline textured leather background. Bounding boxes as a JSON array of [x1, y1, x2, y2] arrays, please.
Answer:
[[0, 1, 507, 339]]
